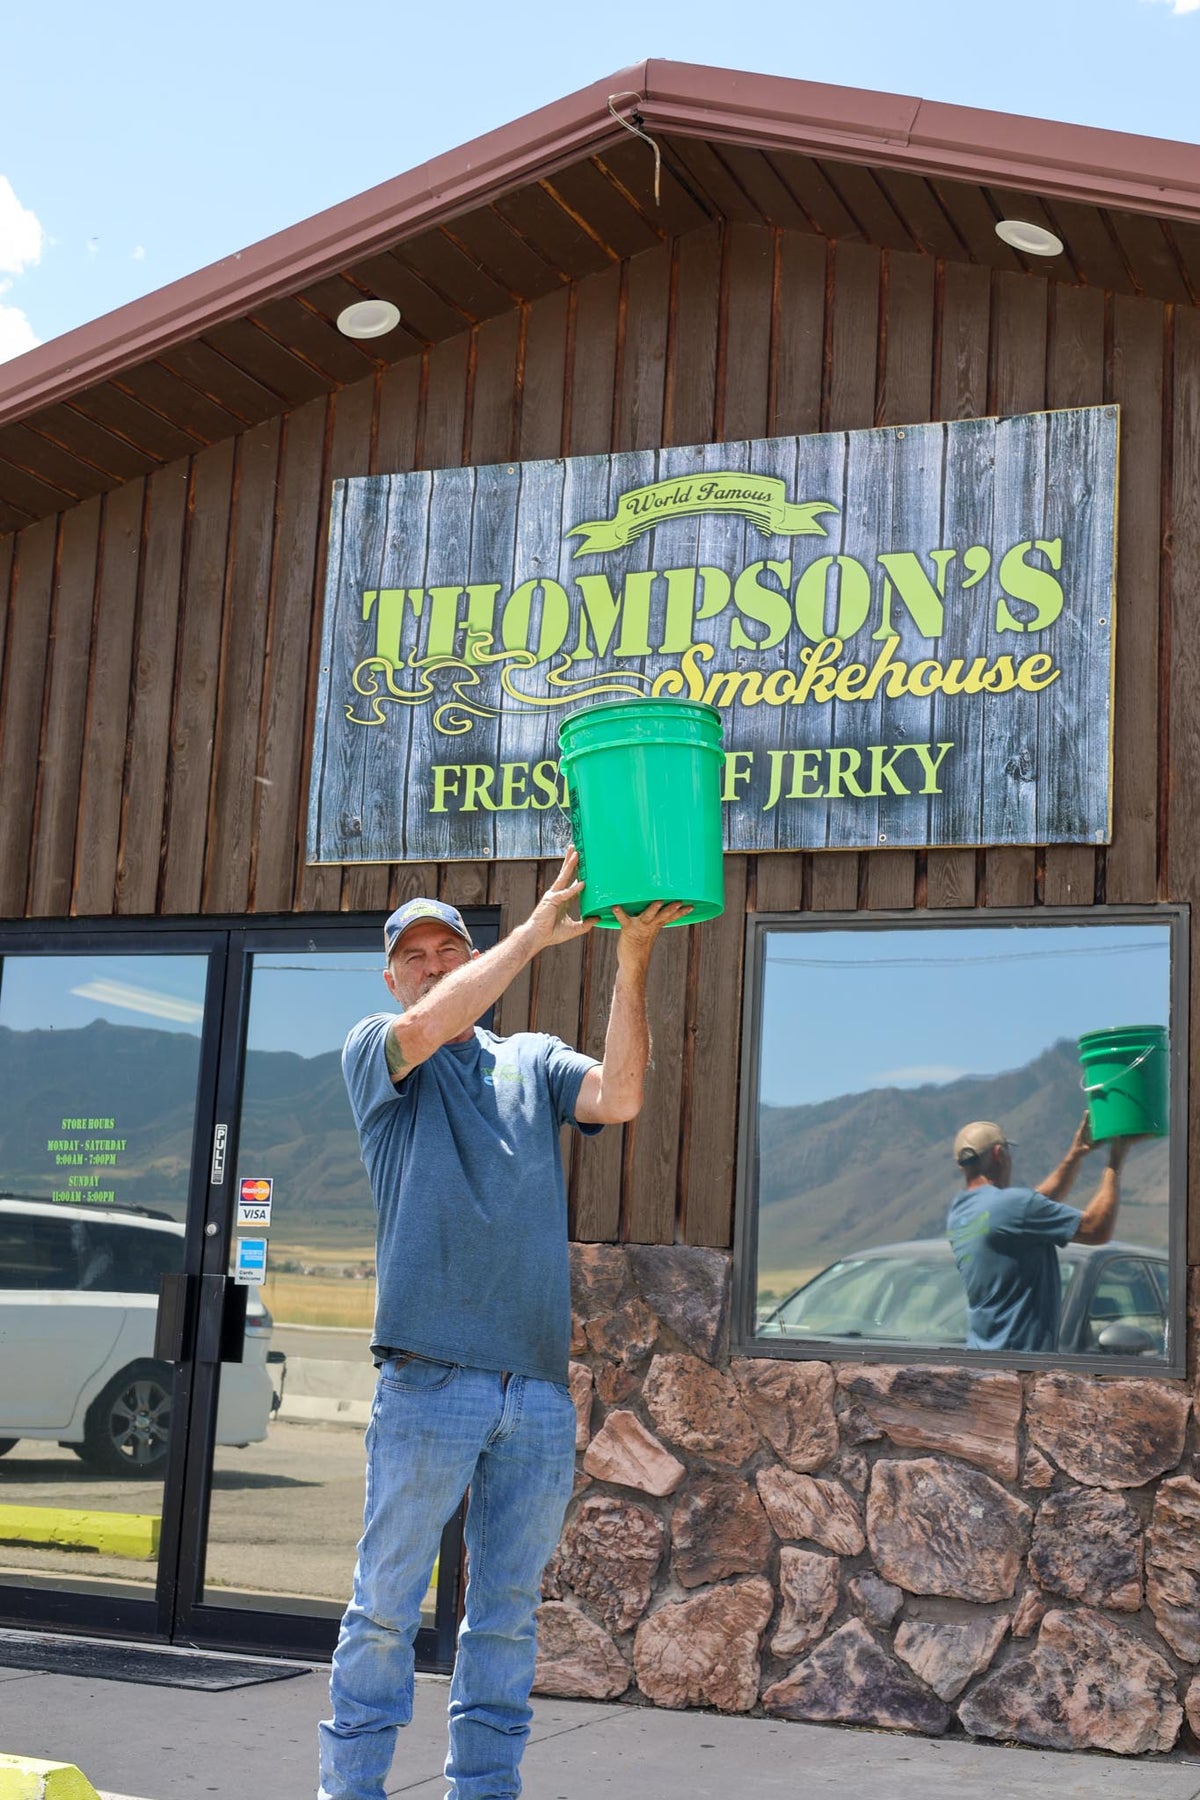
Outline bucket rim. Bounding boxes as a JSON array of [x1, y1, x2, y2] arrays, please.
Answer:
[[558, 696, 722, 729], [560, 731, 726, 763], [1078, 1024, 1168, 1047]]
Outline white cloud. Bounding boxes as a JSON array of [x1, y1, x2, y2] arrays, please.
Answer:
[[1145, 0, 1200, 13], [131, 244, 146, 261], [0, 175, 44, 278], [872, 1064, 969, 1088], [0, 300, 40, 363], [0, 177, 44, 359]]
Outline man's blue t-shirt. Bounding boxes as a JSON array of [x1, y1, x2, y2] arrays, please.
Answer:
[[342, 1015, 599, 1385], [947, 1183, 1081, 1352]]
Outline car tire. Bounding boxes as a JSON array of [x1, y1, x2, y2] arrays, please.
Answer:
[[76, 1361, 174, 1479], [0, 1439, 17, 1458]]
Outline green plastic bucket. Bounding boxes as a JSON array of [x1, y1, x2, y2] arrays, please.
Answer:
[[557, 698, 725, 928], [1078, 1024, 1169, 1142]]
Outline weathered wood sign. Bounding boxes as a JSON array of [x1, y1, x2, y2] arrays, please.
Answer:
[[307, 407, 1117, 863]]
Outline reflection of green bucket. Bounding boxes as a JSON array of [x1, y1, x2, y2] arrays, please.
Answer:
[[1078, 1025, 1169, 1142], [557, 698, 725, 928]]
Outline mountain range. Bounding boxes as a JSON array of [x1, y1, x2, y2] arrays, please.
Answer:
[[757, 1036, 1170, 1275], [0, 1021, 1171, 1268]]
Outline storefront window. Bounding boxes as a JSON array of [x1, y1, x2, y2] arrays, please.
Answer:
[[735, 909, 1185, 1371]]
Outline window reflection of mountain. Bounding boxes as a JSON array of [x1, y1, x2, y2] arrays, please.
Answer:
[[0, 1019, 374, 1235], [756, 1038, 1169, 1272]]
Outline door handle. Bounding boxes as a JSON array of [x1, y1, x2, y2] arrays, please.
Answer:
[[196, 1273, 249, 1365], [154, 1271, 197, 1363]]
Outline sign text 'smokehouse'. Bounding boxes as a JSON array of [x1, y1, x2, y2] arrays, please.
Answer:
[[307, 408, 1118, 863]]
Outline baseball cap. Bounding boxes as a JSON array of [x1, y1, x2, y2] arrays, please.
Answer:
[[954, 1121, 1015, 1164], [384, 898, 473, 957]]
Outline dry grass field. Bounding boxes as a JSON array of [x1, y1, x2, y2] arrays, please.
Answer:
[[756, 1267, 822, 1313], [262, 1271, 375, 1328]]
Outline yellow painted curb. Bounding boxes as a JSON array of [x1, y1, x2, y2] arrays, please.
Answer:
[[0, 1753, 102, 1798], [0, 1506, 160, 1560]]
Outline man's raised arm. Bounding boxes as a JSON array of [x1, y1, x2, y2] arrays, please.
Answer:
[[390, 852, 593, 1073], [575, 901, 691, 1125]]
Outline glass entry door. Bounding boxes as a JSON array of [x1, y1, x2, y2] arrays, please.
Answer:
[[0, 914, 494, 1660], [0, 936, 222, 1639], [179, 937, 467, 1663]]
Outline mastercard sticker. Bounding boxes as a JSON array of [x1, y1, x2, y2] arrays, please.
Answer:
[[237, 1176, 273, 1227]]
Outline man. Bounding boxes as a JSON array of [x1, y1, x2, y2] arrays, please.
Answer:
[[318, 849, 688, 1800], [947, 1115, 1134, 1353]]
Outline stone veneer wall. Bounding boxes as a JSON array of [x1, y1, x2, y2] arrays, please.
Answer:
[[532, 1243, 1200, 1756]]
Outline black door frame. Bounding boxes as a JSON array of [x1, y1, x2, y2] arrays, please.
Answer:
[[0, 908, 497, 1666]]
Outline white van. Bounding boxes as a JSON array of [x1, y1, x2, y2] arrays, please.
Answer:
[[0, 1197, 278, 1477]]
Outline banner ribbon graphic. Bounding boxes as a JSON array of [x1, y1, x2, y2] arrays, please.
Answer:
[[567, 473, 838, 556]]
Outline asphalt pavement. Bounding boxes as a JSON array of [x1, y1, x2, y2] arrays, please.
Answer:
[[3, 1654, 1200, 1800], [0, 1420, 368, 1603]]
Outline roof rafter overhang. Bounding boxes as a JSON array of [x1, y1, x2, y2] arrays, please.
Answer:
[[4, 58, 1200, 439]]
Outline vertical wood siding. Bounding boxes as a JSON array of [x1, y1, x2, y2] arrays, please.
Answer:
[[0, 224, 1183, 1252]]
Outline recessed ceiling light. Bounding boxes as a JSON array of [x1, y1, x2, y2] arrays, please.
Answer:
[[995, 219, 1064, 258], [336, 299, 402, 339]]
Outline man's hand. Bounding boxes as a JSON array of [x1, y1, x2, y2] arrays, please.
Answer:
[[1067, 1110, 1095, 1162], [612, 899, 693, 966], [526, 849, 594, 950], [1037, 1109, 1095, 1201], [1106, 1133, 1146, 1171]]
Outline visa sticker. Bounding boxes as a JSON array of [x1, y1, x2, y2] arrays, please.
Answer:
[[238, 1177, 273, 1227], [234, 1237, 268, 1286]]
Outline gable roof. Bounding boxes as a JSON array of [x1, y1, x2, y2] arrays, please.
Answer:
[[3, 57, 1200, 533]]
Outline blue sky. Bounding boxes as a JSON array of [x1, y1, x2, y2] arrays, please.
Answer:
[[760, 922, 1172, 1106], [1, 0, 1199, 362], [0, 951, 386, 1058]]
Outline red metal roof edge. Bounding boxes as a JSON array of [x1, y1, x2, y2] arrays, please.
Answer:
[[4, 58, 1200, 433], [0, 63, 649, 430], [640, 61, 1200, 207]]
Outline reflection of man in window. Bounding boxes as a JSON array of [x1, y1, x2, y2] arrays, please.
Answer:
[[948, 1117, 1133, 1352]]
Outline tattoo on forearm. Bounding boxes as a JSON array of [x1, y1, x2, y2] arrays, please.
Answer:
[[385, 1030, 409, 1081]]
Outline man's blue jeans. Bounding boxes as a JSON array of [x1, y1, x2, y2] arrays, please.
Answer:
[[318, 1357, 577, 1800]]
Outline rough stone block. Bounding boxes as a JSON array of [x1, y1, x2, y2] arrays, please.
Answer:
[[633, 1577, 773, 1712], [894, 1616, 1008, 1701], [755, 1468, 865, 1555], [772, 1548, 840, 1658], [1147, 1473, 1200, 1660], [733, 1359, 838, 1472], [671, 1477, 774, 1589], [1026, 1373, 1189, 1489], [836, 1364, 1021, 1482], [1028, 1486, 1143, 1611], [582, 1410, 685, 1497], [533, 1601, 630, 1699], [763, 1618, 950, 1735], [866, 1457, 1030, 1601], [643, 1353, 759, 1468], [551, 1493, 665, 1631], [959, 1607, 1182, 1755]]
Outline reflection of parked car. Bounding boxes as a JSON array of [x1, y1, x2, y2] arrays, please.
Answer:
[[757, 1237, 1169, 1356], [0, 1197, 279, 1476]]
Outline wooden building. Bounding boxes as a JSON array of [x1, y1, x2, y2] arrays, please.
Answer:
[[0, 61, 1198, 1752]]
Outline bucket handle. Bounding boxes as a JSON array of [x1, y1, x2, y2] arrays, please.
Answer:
[[549, 782, 587, 885], [1080, 1040, 1161, 1095]]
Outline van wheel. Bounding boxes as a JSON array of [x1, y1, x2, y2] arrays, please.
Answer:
[[0, 1439, 17, 1458], [76, 1362, 173, 1479]]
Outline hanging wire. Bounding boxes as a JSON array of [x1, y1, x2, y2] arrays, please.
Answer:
[[607, 91, 662, 207]]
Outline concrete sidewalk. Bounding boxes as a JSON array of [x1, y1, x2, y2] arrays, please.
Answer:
[[3, 1659, 1200, 1800]]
